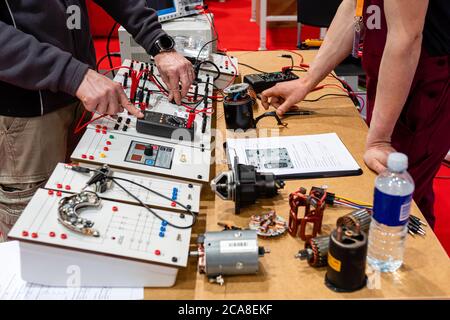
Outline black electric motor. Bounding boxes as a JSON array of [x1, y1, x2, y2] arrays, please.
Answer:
[[223, 83, 256, 130], [325, 225, 368, 292], [211, 157, 285, 214]]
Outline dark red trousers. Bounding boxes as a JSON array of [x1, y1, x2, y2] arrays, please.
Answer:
[[363, 1, 450, 228]]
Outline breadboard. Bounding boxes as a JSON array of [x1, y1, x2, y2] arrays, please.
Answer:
[[71, 128, 210, 182], [45, 163, 202, 213], [9, 189, 193, 268]]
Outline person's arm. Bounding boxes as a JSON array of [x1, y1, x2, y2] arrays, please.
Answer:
[[93, 0, 195, 104], [364, 0, 428, 173], [0, 20, 88, 95], [261, 0, 356, 115]]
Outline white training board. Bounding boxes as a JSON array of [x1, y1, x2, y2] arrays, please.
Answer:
[[9, 189, 193, 268], [71, 128, 211, 182]]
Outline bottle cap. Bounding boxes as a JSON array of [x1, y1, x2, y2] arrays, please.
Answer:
[[387, 152, 408, 172]]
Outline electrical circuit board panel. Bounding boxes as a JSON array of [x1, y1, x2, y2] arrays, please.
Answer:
[[71, 128, 210, 182], [8, 189, 193, 267], [88, 60, 213, 150], [45, 163, 202, 213], [245, 148, 294, 170]]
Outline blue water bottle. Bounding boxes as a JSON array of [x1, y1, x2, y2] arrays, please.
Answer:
[[367, 152, 415, 272]]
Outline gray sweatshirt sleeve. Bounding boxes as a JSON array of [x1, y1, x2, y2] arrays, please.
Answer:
[[0, 20, 89, 95], [93, 0, 167, 53]]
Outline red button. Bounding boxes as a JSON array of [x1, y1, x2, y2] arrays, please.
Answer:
[[155, 250, 161, 256], [61, 234, 67, 240], [22, 231, 29, 237], [112, 206, 118, 212], [96, 125, 101, 129], [57, 183, 63, 189], [65, 185, 71, 191], [102, 130, 107, 134], [106, 141, 112, 145], [89, 156, 94, 160], [96, 129, 100, 133], [135, 144, 146, 150], [49, 232, 56, 238], [171, 202, 176, 207], [103, 147, 109, 152], [102, 126, 107, 130], [56, 191, 62, 197], [31, 232, 38, 239], [82, 154, 87, 159], [48, 190, 54, 195], [131, 154, 142, 162]]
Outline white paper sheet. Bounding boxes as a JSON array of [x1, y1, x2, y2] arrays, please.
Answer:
[[226, 133, 361, 177], [0, 241, 143, 300]]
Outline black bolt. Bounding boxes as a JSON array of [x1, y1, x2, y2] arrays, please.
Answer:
[[188, 184, 193, 188], [197, 175, 202, 179], [187, 205, 192, 210], [172, 257, 178, 263]]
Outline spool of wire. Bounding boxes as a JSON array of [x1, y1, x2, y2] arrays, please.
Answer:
[[223, 83, 255, 130]]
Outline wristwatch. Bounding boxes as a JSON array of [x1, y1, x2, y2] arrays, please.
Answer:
[[149, 34, 175, 57]]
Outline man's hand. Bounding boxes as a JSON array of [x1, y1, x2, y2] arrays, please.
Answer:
[[261, 78, 313, 116], [154, 51, 195, 105], [76, 69, 143, 118], [363, 130, 396, 173]]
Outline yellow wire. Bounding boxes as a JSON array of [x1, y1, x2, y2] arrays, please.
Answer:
[[336, 195, 373, 207]]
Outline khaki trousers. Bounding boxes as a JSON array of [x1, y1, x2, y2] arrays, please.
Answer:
[[0, 102, 85, 242]]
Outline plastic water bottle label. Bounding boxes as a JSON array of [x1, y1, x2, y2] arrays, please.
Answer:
[[373, 188, 412, 226]]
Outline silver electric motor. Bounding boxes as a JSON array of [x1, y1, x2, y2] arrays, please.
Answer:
[[192, 230, 267, 282]]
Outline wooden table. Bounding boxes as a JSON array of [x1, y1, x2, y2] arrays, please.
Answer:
[[145, 50, 450, 299]]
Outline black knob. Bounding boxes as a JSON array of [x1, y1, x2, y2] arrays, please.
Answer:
[[144, 146, 154, 157]]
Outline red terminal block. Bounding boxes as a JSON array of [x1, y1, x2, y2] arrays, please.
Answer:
[[31, 232, 38, 239], [103, 147, 109, 152], [102, 130, 107, 134], [81, 154, 87, 159], [155, 250, 161, 256], [49, 232, 56, 238], [56, 191, 62, 197], [96, 125, 101, 129], [48, 190, 54, 196], [89, 155, 94, 160], [112, 206, 119, 212], [61, 234, 68, 240], [57, 183, 63, 189], [106, 141, 112, 146], [65, 185, 71, 191], [171, 201, 177, 207], [96, 129, 100, 133], [102, 126, 107, 130], [22, 231, 29, 237]]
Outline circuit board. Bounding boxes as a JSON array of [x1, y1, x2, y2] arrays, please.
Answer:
[[88, 60, 213, 150], [8, 189, 193, 267], [45, 163, 202, 213], [245, 148, 294, 170], [71, 128, 211, 182]]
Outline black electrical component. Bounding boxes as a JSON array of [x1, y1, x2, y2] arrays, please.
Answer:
[[325, 224, 368, 292], [244, 70, 299, 94], [210, 156, 285, 214], [136, 110, 195, 141], [223, 83, 256, 130]]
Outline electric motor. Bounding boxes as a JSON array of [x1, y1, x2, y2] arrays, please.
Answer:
[[191, 230, 268, 284]]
